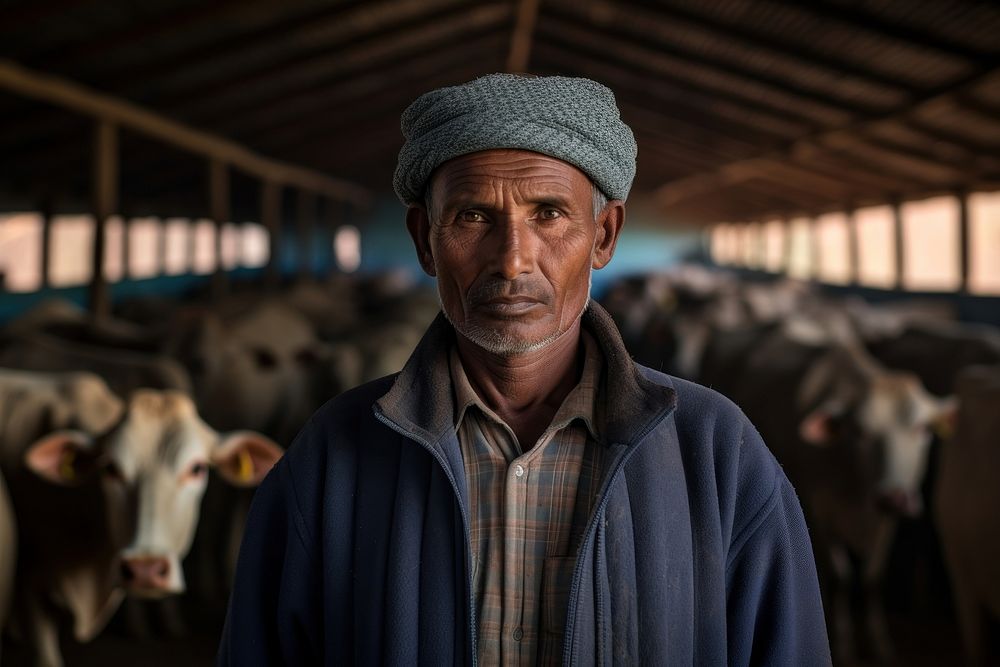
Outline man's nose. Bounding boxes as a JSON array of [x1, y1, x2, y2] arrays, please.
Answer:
[[493, 217, 536, 279]]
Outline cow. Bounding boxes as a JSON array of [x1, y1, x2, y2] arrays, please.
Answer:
[[700, 322, 953, 662], [867, 321, 1000, 397], [0, 370, 282, 667], [935, 364, 1000, 666], [0, 332, 192, 397], [165, 301, 358, 445]]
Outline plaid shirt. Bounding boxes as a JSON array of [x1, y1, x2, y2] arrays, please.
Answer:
[[449, 333, 606, 666]]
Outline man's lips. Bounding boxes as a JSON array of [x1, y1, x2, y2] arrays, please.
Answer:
[[475, 297, 542, 314]]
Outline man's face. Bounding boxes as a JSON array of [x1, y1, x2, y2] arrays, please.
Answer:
[[406, 149, 623, 356]]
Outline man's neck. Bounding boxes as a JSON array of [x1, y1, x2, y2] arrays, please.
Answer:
[[455, 320, 584, 450]]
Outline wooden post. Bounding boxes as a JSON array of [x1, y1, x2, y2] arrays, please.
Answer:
[[846, 206, 859, 285], [297, 190, 316, 282], [39, 195, 53, 289], [957, 190, 970, 293], [808, 216, 821, 281], [261, 180, 281, 289], [90, 120, 117, 320], [210, 159, 230, 299], [892, 200, 905, 290]]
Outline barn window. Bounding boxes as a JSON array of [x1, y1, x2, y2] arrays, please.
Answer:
[[901, 196, 961, 292], [855, 205, 896, 288], [763, 219, 785, 273], [0, 212, 43, 292], [164, 218, 189, 276], [787, 217, 813, 280], [334, 225, 361, 273], [220, 223, 241, 270], [128, 217, 161, 279], [969, 191, 1000, 295], [49, 215, 94, 287], [711, 224, 739, 266], [742, 223, 764, 269], [192, 219, 217, 274], [241, 223, 269, 268], [102, 216, 125, 282], [710, 224, 728, 265], [815, 212, 851, 285]]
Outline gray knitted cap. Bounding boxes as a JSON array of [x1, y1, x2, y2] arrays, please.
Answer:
[[393, 73, 637, 204]]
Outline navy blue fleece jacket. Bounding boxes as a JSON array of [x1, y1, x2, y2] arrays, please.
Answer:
[[218, 302, 831, 665]]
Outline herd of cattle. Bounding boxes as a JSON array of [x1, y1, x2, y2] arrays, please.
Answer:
[[0, 273, 440, 666], [602, 266, 1000, 666], [0, 265, 997, 665]]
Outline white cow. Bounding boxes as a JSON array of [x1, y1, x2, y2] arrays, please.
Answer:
[[0, 370, 281, 667]]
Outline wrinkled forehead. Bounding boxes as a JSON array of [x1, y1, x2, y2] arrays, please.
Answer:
[[428, 150, 593, 204]]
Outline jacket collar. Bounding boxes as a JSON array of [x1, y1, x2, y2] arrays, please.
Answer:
[[374, 300, 677, 452]]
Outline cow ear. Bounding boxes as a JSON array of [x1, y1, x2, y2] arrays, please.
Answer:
[[931, 396, 959, 441], [799, 410, 835, 447], [211, 431, 283, 487], [24, 430, 100, 485]]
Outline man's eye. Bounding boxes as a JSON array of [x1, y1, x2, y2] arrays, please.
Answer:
[[459, 211, 486, 223], [539, 208, 562, 220]]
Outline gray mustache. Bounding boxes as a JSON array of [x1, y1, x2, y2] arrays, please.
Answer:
[[468, 279, 550, 305]]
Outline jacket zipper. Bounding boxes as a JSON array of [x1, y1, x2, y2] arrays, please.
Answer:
[[373, 408, 479, 667], [561, 403, 677, 666]]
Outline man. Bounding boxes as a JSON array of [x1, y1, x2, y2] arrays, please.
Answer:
[[218, 74, 830, 665]]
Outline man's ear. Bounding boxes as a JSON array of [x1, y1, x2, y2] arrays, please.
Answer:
[[405, 204, 436, 277], [592, 200, 625, 270]]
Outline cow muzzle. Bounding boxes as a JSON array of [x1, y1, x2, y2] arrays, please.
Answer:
[[877, 488, 923, 518], [120, 555, 179, 597]]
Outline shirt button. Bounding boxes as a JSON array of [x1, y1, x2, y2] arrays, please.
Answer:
[[514, 464, 525, 478], [512, 627, 524, 641]]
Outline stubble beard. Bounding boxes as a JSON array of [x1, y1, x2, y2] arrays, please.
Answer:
[[439, 275, 592, 357]]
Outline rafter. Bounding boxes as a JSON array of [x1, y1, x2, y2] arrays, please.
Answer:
[[506, 0, 541, 72], [535, 20, 849, 129], [554, 0, 927, 96], [541, 6, 900, 119], [533, 44, 812, 142], [655, 61, 1000, 211], [765, 0, 998, 63]]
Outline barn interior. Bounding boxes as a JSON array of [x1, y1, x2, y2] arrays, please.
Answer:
[[1, 1, 1000, 665]]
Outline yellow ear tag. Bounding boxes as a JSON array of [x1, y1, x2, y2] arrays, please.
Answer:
[[237, 450, 254, 483], [59, 448, 77, 482], [932, 415, 953, 440]]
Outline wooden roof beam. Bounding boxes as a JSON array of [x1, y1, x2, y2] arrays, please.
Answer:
[[535, 20, 851, 128], [541, 7, 899, 118], [166, 3, 511, 124], [506, 0, 541, 72], [533, 44, 813, 140], [0, 59, 370, 205], [654, 62, 1000, 211], [556, 0, 925, 96], [765, 0, 999, 62]]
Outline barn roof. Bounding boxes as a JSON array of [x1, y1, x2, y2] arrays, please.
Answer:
[[2, 0, 999, 223]]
